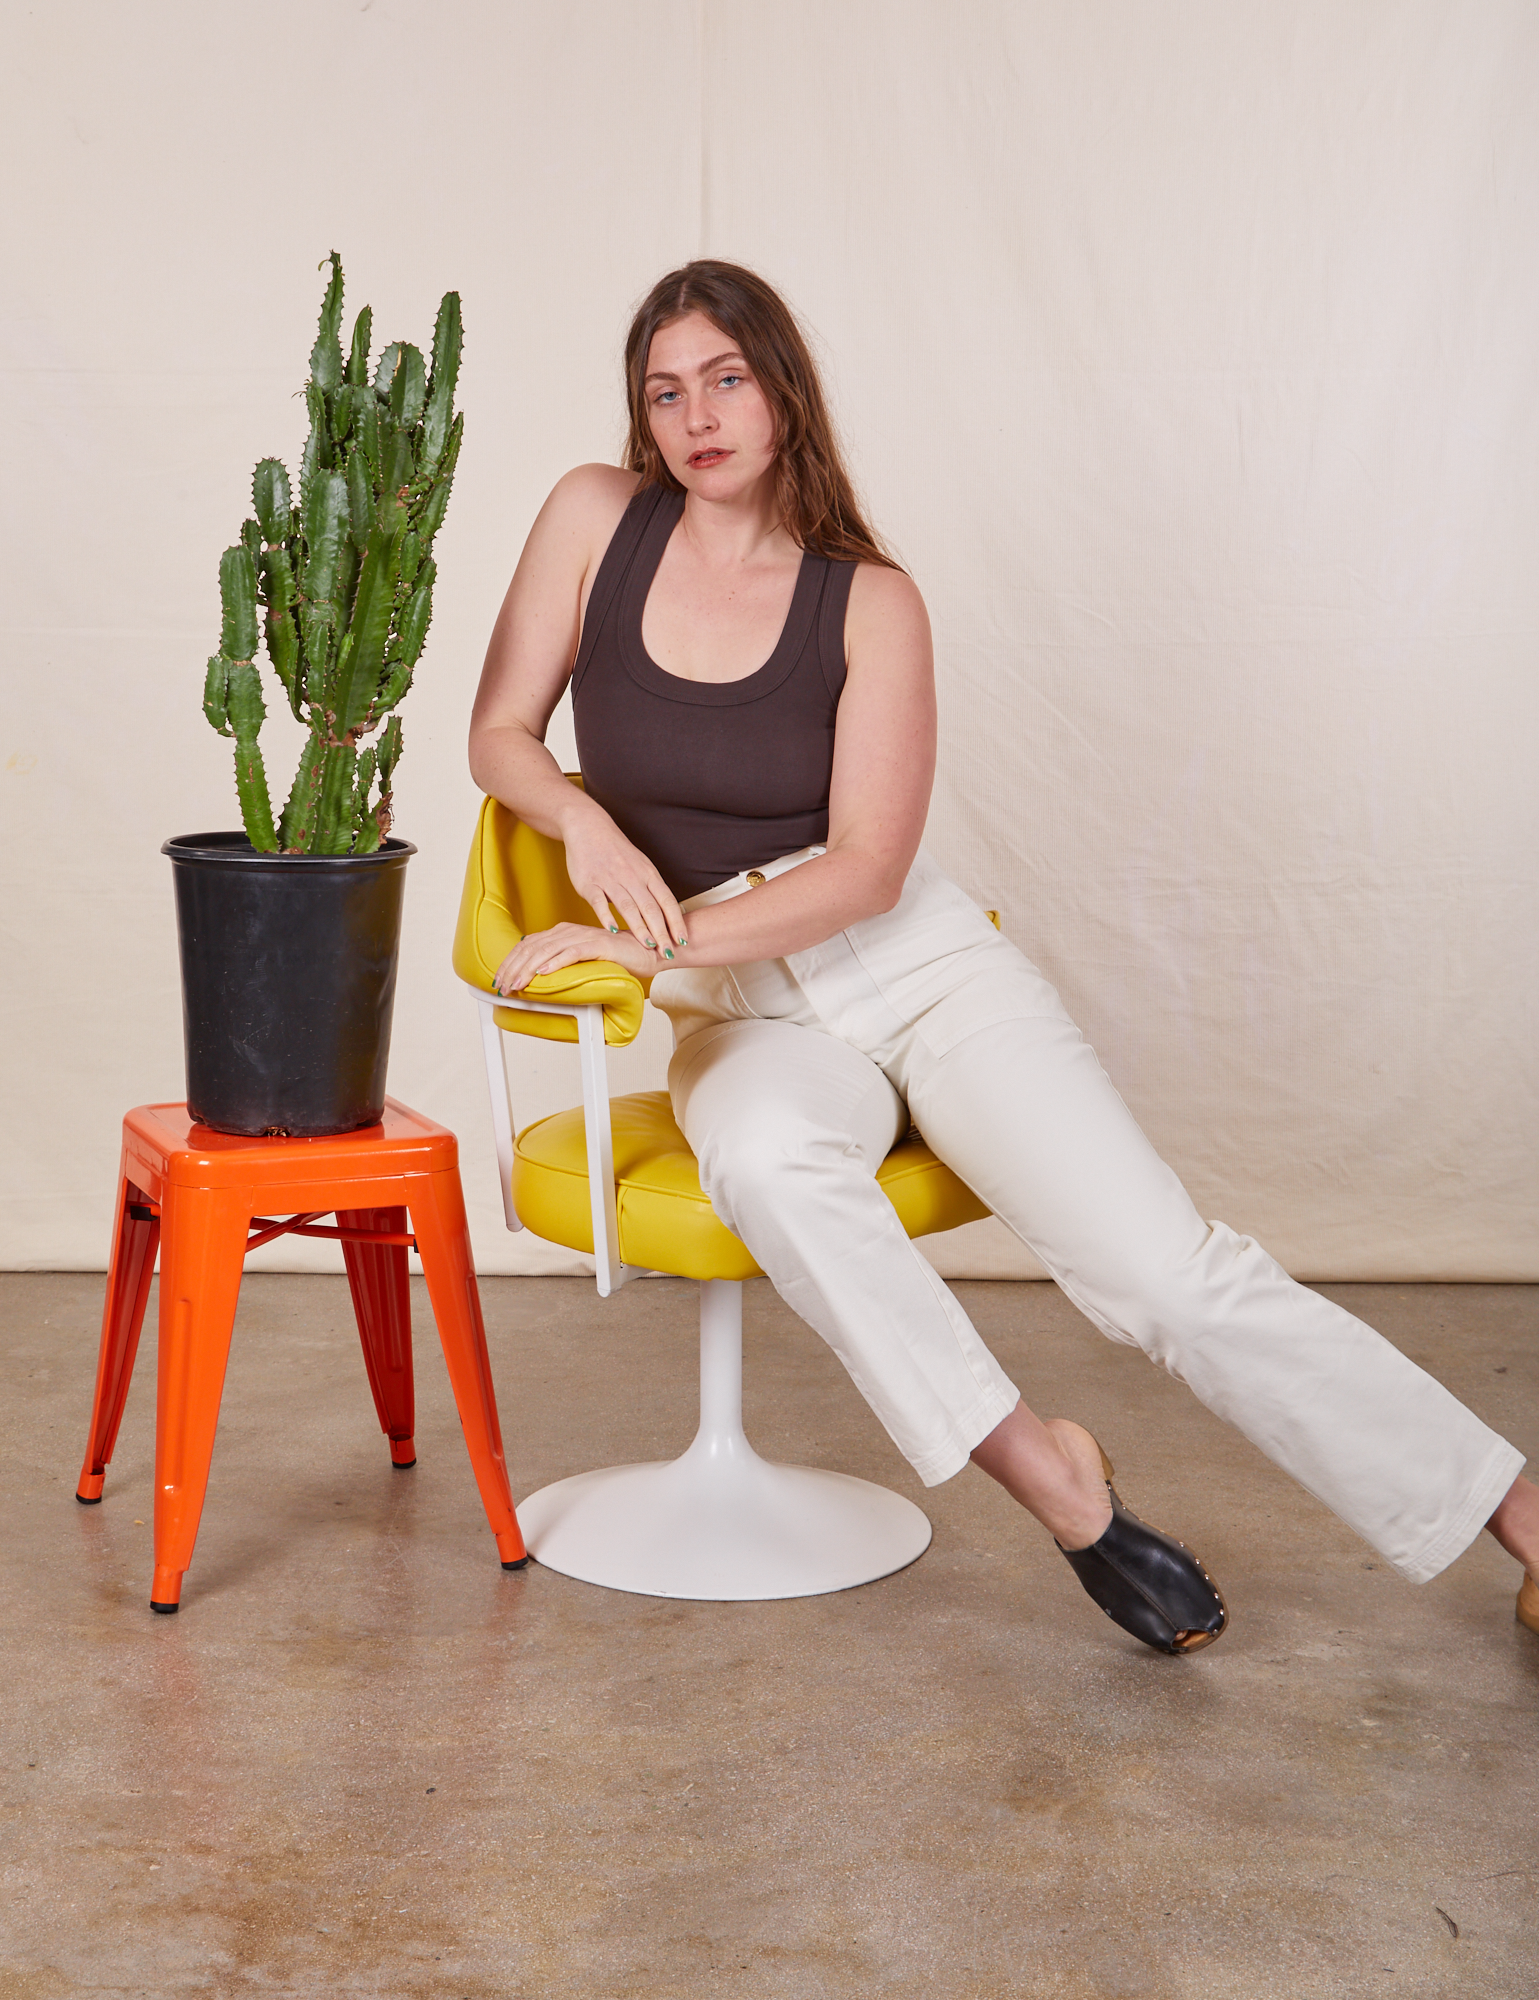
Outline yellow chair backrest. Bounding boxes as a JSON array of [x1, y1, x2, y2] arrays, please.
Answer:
[[453, 793, 647, 1047]]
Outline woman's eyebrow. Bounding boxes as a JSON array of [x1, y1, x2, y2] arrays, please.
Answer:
[[644, 351, 745, 385]]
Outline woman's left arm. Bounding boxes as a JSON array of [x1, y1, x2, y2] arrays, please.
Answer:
[[493, 564, 936, 989]]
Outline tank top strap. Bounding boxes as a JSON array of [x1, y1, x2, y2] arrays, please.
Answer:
[[571, 484, 677, 692], [815, 557, 857, 699]]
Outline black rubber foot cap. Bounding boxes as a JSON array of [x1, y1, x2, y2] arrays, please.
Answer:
[[76, 1493, 102, 1505], [391, 1458, 417, 1471], [501, 1557, 531, 1571], [149, 1600, 180, 1615]]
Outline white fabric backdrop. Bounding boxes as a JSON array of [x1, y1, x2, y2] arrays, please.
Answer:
[[2, 0, 1535, 1280]]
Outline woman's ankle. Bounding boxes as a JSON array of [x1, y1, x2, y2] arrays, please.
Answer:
[[1485, 1472, 1539, 1578], [1041, 1420, 1114, 1550], [970, 1405, 1112, 1546]]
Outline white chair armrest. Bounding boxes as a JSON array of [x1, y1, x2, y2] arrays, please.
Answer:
[[463, 980, 641, 1296]]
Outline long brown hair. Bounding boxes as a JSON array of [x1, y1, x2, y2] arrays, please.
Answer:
[[622, 260, 901, 570]]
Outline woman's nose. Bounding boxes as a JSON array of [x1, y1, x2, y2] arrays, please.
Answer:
[[686, 401, 717, 435]]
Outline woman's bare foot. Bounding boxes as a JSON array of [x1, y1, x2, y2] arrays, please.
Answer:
[[1487, 1473, 1539, 1629], [969, 1407, 1113, 1549]]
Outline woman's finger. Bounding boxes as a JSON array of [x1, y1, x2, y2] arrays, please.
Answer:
[[501, 922, 620, 991], [584, 884, 657, 953], [640, 877, 689, 951], [633, 886, 678, 959], [530, 926, 620, 978], [495, 953, 536, 993], [611, 872, 686, 949], [611, 888, 664, 957], [579, 887, 621, 939], [655, 882, 689, 948], [495, 927, 564, 992]]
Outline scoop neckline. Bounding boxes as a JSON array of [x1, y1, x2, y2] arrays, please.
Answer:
[[616, 487, 823, 707]]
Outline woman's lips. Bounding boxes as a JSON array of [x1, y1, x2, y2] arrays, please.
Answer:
[[688, 448, 729, 467]]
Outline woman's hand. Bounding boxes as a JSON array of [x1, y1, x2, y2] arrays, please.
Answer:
[[561, 811, 690, 953], [493, 922, 660, 995]]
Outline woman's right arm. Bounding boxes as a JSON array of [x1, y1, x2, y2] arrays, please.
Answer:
[[468, 464, 688, 951]]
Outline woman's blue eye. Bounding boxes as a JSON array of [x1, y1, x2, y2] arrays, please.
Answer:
[[655, 389, 680, 404], [719, 374, 742, 388]]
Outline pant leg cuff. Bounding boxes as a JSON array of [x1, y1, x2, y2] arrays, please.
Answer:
[[907, 1386, 1023, 1489], [1390, 1440, 1527, 1585]]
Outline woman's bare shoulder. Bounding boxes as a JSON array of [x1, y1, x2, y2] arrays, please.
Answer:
[[845, 560, 931, 652], [552, 461, 644, 507], [522, 463, 644, 573]]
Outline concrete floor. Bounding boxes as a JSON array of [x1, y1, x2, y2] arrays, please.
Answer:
[[2, 1271, 1536, 1999]]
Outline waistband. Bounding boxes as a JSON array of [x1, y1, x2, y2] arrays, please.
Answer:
[[679, 845, 827, 913]]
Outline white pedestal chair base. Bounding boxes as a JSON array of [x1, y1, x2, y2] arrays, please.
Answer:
[[517, 1454, 932, 1602], [517, 1279, 932, 1601]]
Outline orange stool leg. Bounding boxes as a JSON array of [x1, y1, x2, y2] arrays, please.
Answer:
[[149, 1186, 251, 1612], [339, 1206, 417, 1467], [77, 1165, 161, 1503], [409, 1166, 527, 1569]]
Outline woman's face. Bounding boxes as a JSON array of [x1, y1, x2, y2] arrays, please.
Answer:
[[643, 311, 779, 502]]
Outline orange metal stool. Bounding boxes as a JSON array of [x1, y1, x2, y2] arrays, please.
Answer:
[[77, 1099, 528, 1611]]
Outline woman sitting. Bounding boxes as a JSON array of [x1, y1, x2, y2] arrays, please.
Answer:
[[469, 259, 1537, 1655]]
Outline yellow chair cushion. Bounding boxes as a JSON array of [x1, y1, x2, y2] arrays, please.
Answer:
[[513, 1090, 991, 1282], [453, 792, 647, 1047]]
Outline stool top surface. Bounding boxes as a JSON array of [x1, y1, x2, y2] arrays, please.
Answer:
[[124, 1100, 457, 1188]]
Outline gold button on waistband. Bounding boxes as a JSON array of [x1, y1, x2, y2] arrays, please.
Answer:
[[745, 869, 766, 888]]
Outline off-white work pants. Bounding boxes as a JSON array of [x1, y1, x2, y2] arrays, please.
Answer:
[[652, 849, 1522, 1585]]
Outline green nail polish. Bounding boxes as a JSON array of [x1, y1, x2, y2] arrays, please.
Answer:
[[663, 948, 674, 960], [610, 925, 619, 934], [644, 938, 656, 948]]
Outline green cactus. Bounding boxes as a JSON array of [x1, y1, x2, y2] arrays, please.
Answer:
[[205, 252, 462, 851]]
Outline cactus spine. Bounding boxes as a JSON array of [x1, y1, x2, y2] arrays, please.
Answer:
[[204, 252, 462, 852]]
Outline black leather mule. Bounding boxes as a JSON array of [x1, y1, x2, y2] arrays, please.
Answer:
[[1057, 1442, 1227, 1656]]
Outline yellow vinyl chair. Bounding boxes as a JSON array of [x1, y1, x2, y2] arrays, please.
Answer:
[[455, 790, 991, 1601]]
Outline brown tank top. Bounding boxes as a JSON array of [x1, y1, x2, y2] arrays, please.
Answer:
[[572, 485, 855, 900]]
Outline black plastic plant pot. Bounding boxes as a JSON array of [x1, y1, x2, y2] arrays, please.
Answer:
[[163, 833, 416, 1137]]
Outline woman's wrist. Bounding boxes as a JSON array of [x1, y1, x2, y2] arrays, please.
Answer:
[[551, 786, 606, 843], [603, 930, 664, 976]]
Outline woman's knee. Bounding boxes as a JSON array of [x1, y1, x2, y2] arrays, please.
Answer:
[[692, 1102, 863, 1210], [680, 1055, 901, 1204]]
